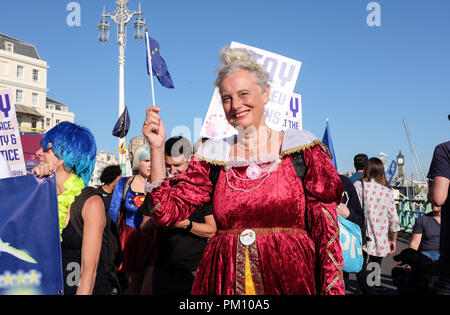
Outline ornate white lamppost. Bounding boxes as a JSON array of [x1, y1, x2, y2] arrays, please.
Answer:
[[98, 0, 146, 174]]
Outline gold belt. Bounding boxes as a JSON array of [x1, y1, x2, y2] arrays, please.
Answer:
[[216, 227, 307, 236]]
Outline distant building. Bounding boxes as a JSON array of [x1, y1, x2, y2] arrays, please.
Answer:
[[45, 97, 75, 130], [0, 33, 74, 134], [89, 151, 120, 187]]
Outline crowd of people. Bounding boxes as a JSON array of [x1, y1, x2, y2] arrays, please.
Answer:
[[1, 46, 449, 296]]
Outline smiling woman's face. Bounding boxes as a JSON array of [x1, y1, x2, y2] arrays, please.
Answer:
[[219, 70, 270, 129]]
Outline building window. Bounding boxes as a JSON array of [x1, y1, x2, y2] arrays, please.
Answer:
[[46, 118, 51, 128], [5, 42, 13, 53], [32, 69, 39, 82], [17, 65, 24, 79], [16, 90, 23, 104], [56, 119, 61, 125], [31, 118, 37, 129], [32, 93, 39, 107]]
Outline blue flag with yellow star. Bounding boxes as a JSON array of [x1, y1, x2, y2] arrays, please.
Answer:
[[145, 33, 174, 89], [0, 175, 63, 295]]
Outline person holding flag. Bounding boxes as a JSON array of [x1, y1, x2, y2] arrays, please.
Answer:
[[142, 47, 344, 295], [32, 122, 113, 295]]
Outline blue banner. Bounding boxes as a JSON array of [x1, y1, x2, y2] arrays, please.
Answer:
[[386, 160, 398, 185], [0, 175, 63, 295]]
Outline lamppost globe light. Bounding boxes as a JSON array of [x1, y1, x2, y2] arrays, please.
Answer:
[[133, 16, 146, 41], [98, 18, 111, 43]]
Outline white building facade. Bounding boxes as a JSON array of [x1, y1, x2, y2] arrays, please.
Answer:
[[0, 33, 74, 133]]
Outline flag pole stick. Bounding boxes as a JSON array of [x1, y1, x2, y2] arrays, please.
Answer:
[[145, 29, 156, 107]]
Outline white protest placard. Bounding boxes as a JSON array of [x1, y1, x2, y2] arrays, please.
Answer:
[[200, 42, 302, 139], [0, 88, 27, 177], [282, 93, 303, 132]]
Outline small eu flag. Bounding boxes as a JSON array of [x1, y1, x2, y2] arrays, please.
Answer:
[[112, 106, 131, 139], [145, 32, 174, 89], [322, 119, 337, 170]]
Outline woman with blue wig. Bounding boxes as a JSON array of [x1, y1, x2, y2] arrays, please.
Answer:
[[33, 122, 111, 295]]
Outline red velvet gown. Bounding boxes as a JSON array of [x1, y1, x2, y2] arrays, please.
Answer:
[[148, 137, 345, 295]]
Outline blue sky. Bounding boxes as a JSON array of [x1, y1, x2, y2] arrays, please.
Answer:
[[1, 0, 449, 177]]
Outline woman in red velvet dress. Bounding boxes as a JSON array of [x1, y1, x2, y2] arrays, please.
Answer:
[[142, 47, 345, 295]]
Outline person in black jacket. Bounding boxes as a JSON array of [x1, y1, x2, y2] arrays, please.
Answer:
[[338, 174, 364, 230], [140, 137, 217, 295], [338, 174, 371, 295]]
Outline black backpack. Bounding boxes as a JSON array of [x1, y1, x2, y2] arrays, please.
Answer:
[[71, 187, 123, 294]]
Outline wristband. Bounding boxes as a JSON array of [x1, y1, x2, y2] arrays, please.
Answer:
[[186, 219, 193, 232]]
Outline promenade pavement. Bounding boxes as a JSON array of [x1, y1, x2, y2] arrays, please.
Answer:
[[345, 231, 411, 295]]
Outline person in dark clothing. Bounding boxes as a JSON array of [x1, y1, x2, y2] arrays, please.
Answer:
[[410, 206, 441, 262], [338, 174, 366, 294], [338, 174, 364, 230], [32, 122, 107, 295], [349, 154, 368, 184], [140, 136, 217, 295], [427, 141, 450, 295], [97, 164, 122, 212]]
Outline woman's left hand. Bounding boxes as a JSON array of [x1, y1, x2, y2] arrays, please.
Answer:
[[173, 219, 190, 230], [32, 160, 64, 179], [389, 240, 397, 254], [336, 203, 350, 219]]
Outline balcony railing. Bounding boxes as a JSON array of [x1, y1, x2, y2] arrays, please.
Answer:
[[19, 126, 46, 135]]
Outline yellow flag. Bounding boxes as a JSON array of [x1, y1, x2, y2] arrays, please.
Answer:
[[119, 141, 127, 155]]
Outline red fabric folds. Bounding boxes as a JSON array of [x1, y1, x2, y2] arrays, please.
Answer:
[[303, 144, 345, 295], [149, 159, 213, 227]]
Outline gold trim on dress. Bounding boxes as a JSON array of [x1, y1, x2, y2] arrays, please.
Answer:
[[321, 207, 344, 293], [281, 140, 333, 159], [149, 202, 161, 216], [194, 140, 332, 166], [193, 153, 228, 166]]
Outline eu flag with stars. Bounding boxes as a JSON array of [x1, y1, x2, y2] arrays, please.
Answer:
[[145, 32, 174, 89], [322, 119, 338, 170], [0, 175, 64, 295], [112, 106, 131, 139]]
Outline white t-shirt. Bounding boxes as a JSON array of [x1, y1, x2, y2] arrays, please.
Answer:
[[0, 153, 12, 179]]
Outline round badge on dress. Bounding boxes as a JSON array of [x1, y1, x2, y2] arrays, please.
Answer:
[[246, 163, 262, 180], [240, 229, 256, 246]]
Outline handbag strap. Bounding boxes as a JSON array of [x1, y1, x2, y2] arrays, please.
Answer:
[[360, 179, 365, 210], [360, 179, 371, 263]]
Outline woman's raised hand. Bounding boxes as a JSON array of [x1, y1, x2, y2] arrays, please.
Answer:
[[142, 106, 166, 149]]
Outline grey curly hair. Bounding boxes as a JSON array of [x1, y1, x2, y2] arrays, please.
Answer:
[[215, 47, 270, 91]]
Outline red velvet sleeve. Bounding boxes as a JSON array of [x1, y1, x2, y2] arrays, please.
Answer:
[[303, 144, 345, 295], [148, 157, 213, 227]]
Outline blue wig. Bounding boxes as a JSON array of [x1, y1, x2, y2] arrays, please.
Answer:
[[41, 122, 97, 186]]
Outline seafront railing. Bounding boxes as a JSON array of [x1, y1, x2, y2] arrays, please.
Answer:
[[396, 198, 432, 233]]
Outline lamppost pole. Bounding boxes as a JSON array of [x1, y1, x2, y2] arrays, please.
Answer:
[[98, 0, 146, 175]]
